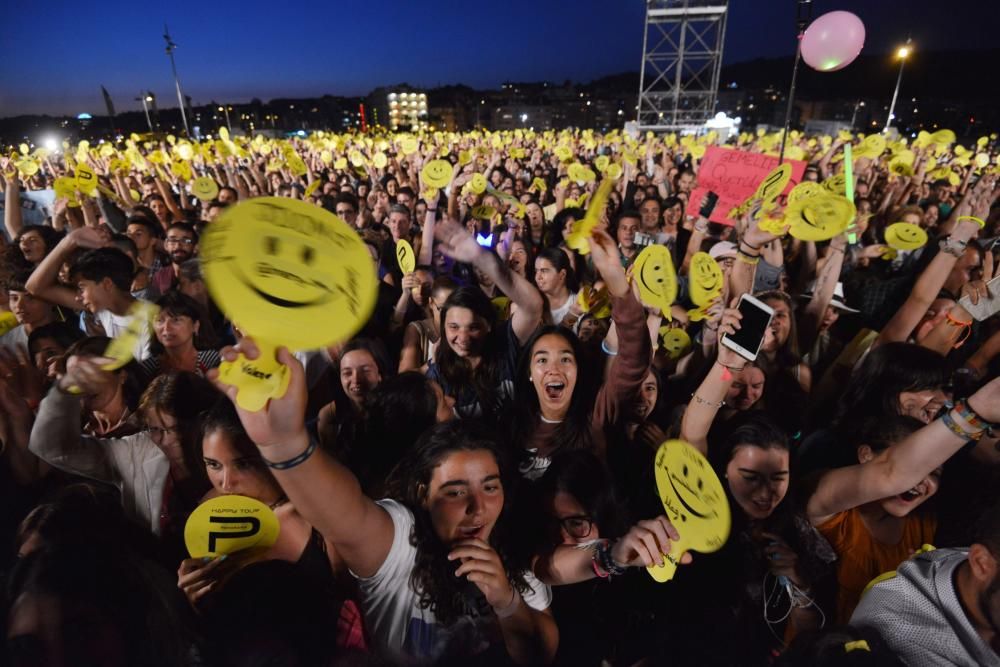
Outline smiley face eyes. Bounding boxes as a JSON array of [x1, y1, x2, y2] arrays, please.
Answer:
[[263, 236, 314, 265]]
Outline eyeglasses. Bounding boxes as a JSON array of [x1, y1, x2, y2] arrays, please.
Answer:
[[165, 237, 195, 246], [146, 425, 180, 440], [557, 515, 594, 539]]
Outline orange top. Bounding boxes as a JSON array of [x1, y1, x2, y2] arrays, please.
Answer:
[[818, 508, 937, 624]]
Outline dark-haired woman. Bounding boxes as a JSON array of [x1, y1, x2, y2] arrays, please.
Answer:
[[174, 400, 367, 651], [212, 342, 556, 664], [138, 291, 221, 384], [426, 219, 543, 422], [534, 247, 579, 326], [670, 316, 836, 663], [511, 228, 650, 480]]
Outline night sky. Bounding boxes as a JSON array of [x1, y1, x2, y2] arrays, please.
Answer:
[[1, 0, 994, 117]]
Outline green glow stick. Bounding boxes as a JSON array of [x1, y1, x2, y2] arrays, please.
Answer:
[[844, 143, 856, 244]]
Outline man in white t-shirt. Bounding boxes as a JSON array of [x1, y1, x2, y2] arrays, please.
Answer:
[[26, 227, 152, 361]]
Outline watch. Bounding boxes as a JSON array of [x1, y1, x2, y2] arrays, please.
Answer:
[[939, 237, 968, 258]]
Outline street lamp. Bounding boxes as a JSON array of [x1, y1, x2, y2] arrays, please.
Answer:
[[884, 39, 913, 134], [137, 92, 155, 131], [218, 105, 232, 131]]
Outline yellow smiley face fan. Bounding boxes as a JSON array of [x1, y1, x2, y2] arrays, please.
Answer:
[[201, 198, 378, 410]]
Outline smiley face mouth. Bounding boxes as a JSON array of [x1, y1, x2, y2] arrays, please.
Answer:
[[234, 262, 334, 309], [667, 471, 710, 519]]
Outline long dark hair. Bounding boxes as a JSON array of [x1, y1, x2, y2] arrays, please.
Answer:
[[534, 246, 579, 294], [834, 343, 950, 438], [537, 449, 629, 543], [383, 420, 528, 626], [354, 372, 441, 495], [510, 325, 597, 460], [435, 287, 503, 420]]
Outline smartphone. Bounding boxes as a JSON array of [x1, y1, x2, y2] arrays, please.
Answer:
[[958, 275, 1000, 322], [721, 294, 775, 361], [634, 231, 655, 248], [699, 191, 719, 219]]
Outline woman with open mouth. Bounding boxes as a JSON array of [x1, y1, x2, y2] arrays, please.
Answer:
[[509, 227, 651, 481]]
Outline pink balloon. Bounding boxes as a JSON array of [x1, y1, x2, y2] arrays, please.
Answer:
[[800, 10, 866, 72]]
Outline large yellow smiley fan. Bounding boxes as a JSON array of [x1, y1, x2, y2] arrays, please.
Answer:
[[686, 252, 724, 322], [648, 440, 731, 582], [202, 198, 378, 410]]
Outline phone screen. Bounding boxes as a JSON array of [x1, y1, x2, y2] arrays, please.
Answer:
[[724, 297, 773, 359]]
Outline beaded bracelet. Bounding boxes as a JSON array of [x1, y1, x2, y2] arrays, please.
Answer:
[[953, 400, 995, 432], [941, 410, 983, 442], [593, 539, 627, 577], [692, 393, 725, 409], [263, 438, 319, 470]]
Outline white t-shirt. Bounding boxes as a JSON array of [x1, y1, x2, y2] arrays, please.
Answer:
[[0, 324, 29, 352], [355, 499, 552, 664], [550, 292, 578, 326], [95, 307, 152, 362]]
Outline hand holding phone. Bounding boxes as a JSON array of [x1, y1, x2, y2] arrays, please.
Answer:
[[721, 294, 775, 361], [699, 191, 719, 219]]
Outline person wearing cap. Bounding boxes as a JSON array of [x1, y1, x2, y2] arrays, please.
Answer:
[[801, 280, 859, 379]]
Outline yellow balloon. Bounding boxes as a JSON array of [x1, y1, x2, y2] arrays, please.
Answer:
[[372, 152, 388, 169], [399, 137, 418, 155], [647, 440, 731, 582]]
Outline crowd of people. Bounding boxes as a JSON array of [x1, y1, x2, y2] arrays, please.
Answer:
[[1, 124, 999, 666]]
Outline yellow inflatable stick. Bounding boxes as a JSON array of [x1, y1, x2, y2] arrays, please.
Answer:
[[565, 178, 614, 256], [647, 440, 731, 582]]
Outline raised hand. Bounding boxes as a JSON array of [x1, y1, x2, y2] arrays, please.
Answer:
[[434, 217, 483, 264], [208, 338, 308, 448], [609, 515, 691, 568], [449, 539, 516, 610]]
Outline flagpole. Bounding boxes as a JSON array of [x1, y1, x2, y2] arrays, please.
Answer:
[[163, 25, 191, 137]]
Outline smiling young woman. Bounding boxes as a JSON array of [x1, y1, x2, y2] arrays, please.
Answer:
[[509, 228, 651, 480], [211, 341, 558, 664]]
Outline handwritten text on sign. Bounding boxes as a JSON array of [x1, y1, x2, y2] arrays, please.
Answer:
[[686, 147, 806, 226]]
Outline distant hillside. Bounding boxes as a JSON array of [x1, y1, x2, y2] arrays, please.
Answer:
[[584, 49, 999, 102]]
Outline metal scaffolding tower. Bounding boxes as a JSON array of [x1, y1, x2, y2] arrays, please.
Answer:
[[636, 0, 729, 132]]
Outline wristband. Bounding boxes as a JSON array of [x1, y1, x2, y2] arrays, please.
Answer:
[[493, 587, 522, 619], [739, 238, 762, 251], [954, 400, 995, 432], [262, 437, 318, 470], [691, 393, 725, 409], [941, 410, 982, 442], [594, 539, 627, 577], [944, 312, 973, 348], [736, 251, 760, 265], [939, 238, 968, 258]]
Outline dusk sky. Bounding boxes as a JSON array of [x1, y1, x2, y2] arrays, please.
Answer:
[[1, 0, 995, 118]]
